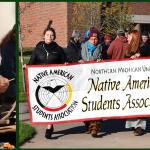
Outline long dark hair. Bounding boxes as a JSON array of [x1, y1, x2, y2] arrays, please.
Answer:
[[0, 24, 15, 49], [43, 20, 56, 40]]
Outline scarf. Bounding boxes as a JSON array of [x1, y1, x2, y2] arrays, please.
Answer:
[[87, 41, 97, 57]]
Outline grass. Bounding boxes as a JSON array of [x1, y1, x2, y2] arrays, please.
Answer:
[[19, 56, 30, 102], [19, 121, 36, 145], [19, 54, 36, 145]]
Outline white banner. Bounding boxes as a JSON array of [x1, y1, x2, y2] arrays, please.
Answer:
[[26, 58, 150, 124]]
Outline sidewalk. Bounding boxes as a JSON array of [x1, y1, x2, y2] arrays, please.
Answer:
[[19, 102, 150, 148]]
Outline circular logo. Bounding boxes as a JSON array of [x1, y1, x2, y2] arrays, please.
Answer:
[[35, 76, 72, 112]]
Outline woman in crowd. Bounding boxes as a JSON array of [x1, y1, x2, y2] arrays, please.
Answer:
[[125, 30, 141, 58], [82, 27, 102, 61], [25, 20, 66, 139], [81, 27, 103, 137], [125, 30, 146, 136]]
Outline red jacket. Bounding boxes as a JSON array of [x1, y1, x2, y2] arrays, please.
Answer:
[[107, 36, 128, 59]]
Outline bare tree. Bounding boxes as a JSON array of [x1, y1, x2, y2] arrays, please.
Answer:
[[71, 2, 102, 34], [101, 2, 134, 36], [71, 2, 134, 36]]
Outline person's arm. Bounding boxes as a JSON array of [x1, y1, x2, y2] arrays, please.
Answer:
[[81, 44, 88, 61], [107, 42, 114, 59]]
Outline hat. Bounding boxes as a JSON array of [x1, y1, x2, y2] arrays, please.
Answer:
[[71, 30, 81, 38], [117, 28, 125, 35], [142, 31, 149, 36], [88, 27, 99, 39]]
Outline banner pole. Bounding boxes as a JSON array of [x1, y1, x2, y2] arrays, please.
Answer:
[[19, 26, 26, 92]]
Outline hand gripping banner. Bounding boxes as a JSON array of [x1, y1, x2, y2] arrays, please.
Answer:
[[26, 58, 150, 124]]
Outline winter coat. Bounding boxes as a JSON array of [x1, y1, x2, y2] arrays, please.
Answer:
[[107, 37, 128, 59], [101, 42, 110, 60], [140, 42, 150, 57], [28, 41, 66, 65], [81, 41, 102, 61], [65, 38, 81, 63]]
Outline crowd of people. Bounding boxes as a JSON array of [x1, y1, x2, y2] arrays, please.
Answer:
[[24, 20, 150, 139]]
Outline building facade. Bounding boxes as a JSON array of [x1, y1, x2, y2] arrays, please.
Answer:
[[20, 2, 72, 48], [129, 2, 150, 32]]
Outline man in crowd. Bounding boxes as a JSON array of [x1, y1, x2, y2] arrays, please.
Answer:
[[107, 29, 128, 59]]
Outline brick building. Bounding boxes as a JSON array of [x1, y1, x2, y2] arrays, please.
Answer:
[[129, 2, 150, 32], [20, 2, 72, 48], [20, 2, 150, 49]]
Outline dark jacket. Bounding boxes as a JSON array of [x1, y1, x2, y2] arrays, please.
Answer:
[[65, 38, 81, 63], [140, 42, 150, 57], [28, 41, 66, 65], [101, 42, 110, 60], [0, 40, 16, 98]]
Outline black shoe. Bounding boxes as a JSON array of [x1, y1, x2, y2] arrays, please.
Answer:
[[45, 125, 54, 139]]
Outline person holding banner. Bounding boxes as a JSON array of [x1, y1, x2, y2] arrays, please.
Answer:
[[27, 21, 66, 65], [107, 29, 128, 59], [82, 27, 102, 61], [81, 27, 103, 137], [130, 31, 150, 58], [25, 20, 66, 139], [125, 30, 146, 136], [140, 31, 150, 56], [125, 30, 141, 58]]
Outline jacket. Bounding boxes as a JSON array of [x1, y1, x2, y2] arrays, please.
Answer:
[[140, 42, 150, 57], [28, 41, 66, 65], [65, 38, 81, 62], [107, 37, 128, 59], [81, 41, 102, 61]]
